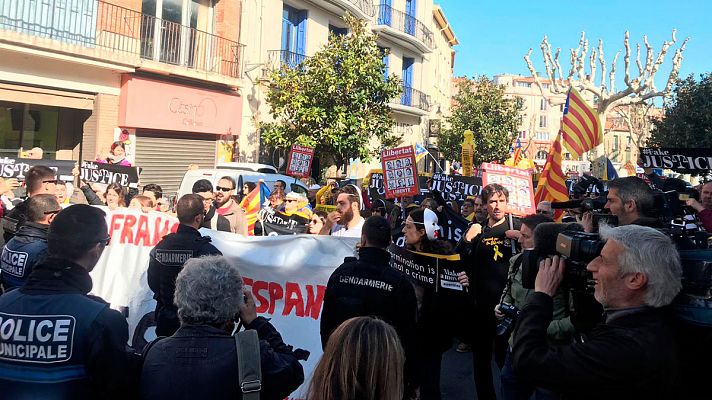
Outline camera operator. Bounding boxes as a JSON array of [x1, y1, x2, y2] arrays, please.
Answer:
[[580, 177, 657, 232], [512, 225, 683, 399], [686, 181, 712, 231], [141, 255, 305, 399], [498, 214, 577, 400]]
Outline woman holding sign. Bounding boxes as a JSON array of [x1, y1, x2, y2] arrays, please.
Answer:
[[402, 208, 455, 400]]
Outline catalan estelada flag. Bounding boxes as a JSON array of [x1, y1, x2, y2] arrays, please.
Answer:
[[512, 139, 523, 166], [415, 143, 428, 162], [561, 87, 602, 158], [240, 181, 270, 236], [534, 132, 568, 220]]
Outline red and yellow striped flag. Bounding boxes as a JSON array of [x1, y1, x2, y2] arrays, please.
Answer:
[[534, 132, 568, 220], [561, 88, 602, 158], [239, 181, 270, 236]]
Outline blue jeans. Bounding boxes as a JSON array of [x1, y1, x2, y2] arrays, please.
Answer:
[[501, 347, 557, 400]]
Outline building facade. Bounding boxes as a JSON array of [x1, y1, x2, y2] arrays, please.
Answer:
[[0, 0, 245, 194], [494, 74, 588, 175], [238, 0, 457, 178]]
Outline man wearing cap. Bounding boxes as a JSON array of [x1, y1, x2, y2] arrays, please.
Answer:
[[307, 184, 321, 208]]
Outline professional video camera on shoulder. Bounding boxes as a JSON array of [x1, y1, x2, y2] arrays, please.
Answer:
[[521, 222, 601, 293], [551, 175, 618, 231]]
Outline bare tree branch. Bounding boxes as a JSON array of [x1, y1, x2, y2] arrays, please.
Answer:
[[597, 40, 606, 93], [609, 51, 620, 95], [623, 31, 632, 88], [635, 44, 643, 76]]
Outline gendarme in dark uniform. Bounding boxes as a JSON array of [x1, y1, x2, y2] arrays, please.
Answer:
[[148, 224, 221, 336], [320, 244, 418, 395]]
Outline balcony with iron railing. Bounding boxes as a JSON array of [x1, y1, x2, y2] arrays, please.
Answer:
[[267, 49, 308, 72], [392, 85, 430, 115], [373, 3, 433, 53], [0, 0, 243, 80], [315, 0, 375, 19]]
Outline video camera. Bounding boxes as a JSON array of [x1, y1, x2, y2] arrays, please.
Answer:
[[522, 223, 601, 293]]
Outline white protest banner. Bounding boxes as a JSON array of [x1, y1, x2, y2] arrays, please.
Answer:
[[89, 207, 358, 400]]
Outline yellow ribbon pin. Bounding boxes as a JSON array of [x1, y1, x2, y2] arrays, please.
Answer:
[[493, 245, 504, 261]]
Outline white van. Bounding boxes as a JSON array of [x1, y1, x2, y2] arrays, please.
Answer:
[[176, 168, 308, 200]]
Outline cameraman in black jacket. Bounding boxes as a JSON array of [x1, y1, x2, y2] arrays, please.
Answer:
[[141, 255, 304, 400], [512, 225, 683, 399]]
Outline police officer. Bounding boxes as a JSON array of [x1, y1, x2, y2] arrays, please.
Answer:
[[320, 216, 418, 395], [2, 165, 58, 243], [148, 193, 222, 337], [1, 194, 60, 292], [0, 204, 137, 399]]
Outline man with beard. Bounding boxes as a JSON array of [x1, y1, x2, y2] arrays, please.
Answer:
[[687, 181, 712, 231], [456, 183, 520, 400], [191, 180, 230, 232], [214, 176, 247, 235], [330, 185, 365, 238]]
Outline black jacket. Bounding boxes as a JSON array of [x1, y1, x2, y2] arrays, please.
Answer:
[[140, 317, 304, 400], [512, 292, 680, 400], [202, 204, 231, 232], [321, 247, 418, 348], [0, 257, 138, 400], [1, 198, 29, 242], [148, 224, 222, 336], [1, 221, 49, 291], [320, 247, 418, 391]]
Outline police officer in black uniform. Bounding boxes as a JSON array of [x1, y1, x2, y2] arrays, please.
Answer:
[[2, 165, 58, 243], [1, 194, 60, 292], [0, 204, 137, 400], [320, 216, 418, 395], [148, 193, 222, 337]]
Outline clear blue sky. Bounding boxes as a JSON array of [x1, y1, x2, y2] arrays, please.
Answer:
[[439, 0, 711, 88]]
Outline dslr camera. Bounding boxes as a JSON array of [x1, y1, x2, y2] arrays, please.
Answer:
[[495, 302, 521, 336]]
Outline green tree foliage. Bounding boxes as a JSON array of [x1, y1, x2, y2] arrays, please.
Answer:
[[262, 14, 402, 167], [649, 73, 712, 150], [438, 77, 523, 164]]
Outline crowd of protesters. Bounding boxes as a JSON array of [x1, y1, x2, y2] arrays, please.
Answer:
[[0, 153, 710, 400]]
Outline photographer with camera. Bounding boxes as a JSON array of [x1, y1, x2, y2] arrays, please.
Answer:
[[141, 255, 305, 399], [512, 225, 683, 399], [497, 215, 577, 400], [686, 181, 712, 232], [580, 176, 658, 232]]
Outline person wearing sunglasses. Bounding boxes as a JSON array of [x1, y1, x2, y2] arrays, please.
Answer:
[[307, 210, 333, 235], [2, 165, 58, 243], [214, 176, 247, 235], [0, 204, 138, 399], [1, 194, 60, 292]]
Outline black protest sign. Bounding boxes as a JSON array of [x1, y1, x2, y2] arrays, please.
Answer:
[[258, 209, 308, 236], [367, 171, 482, 205], [80, 161, 142, 188], [426, 173, 483, 203], [387, 244, 464, 292], [0, 157, 75, 181], [638, 148, 712, 172]]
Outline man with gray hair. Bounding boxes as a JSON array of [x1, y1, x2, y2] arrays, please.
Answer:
[[141, 255, 304, 399], [512, 225, 682, 398]]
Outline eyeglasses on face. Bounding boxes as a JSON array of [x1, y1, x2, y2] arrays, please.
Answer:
[[216, 186, 233, 192], [98, 236, 111, 246]]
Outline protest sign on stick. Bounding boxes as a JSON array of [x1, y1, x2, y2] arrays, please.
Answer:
[[381, 146, 419, 199], [481, 163, 535, 216], [286, 144, 315, 178]]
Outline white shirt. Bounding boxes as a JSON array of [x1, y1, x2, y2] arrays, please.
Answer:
[[331, 216, 365, 238]]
